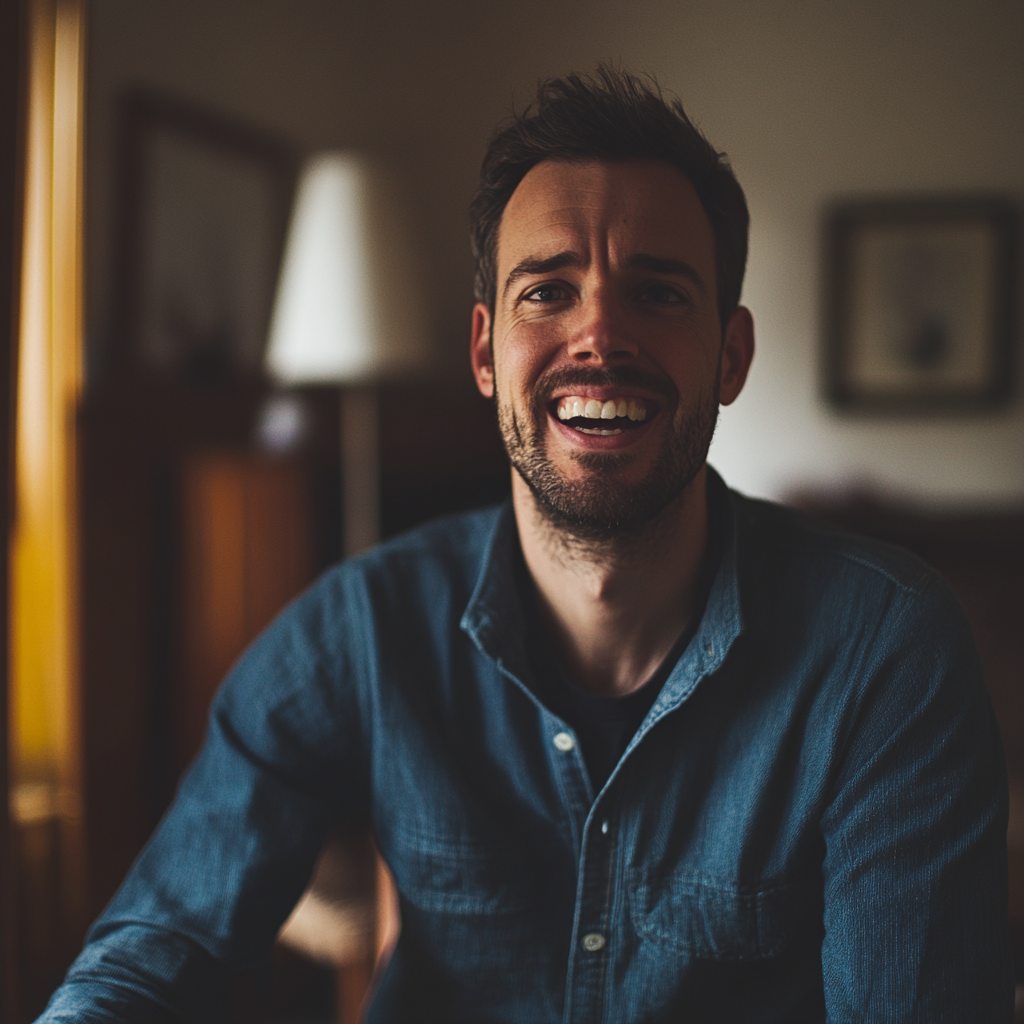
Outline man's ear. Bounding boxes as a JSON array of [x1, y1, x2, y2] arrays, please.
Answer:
[[719, 305, 755, 406], [471, 302, 495, 398]]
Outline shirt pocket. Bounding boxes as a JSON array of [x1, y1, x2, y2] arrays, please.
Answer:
[[629, 873, 816, 960], [389, 826, 533, 917]]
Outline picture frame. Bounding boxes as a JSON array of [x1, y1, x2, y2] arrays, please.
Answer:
[[823, 196, 1016, 413], [112, 88, 298, 383]]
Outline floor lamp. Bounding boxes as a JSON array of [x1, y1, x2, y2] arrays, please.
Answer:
[[266, 153, 413, 1007], [265, 152, 425, 557]]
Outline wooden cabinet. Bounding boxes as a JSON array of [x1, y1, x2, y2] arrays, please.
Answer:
[[177, 454, 315, 775]]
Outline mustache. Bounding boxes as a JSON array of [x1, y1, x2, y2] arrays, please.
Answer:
[[534, 365, 679, 406]]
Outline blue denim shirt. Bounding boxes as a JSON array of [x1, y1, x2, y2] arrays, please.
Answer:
[[41, 475, 1013, 1023]]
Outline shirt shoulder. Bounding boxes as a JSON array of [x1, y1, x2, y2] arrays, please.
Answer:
[[724, 488, 978, 670], [724, 490, 990, 766], [210, 504, 509, 760], [280, 503, 507, 649], [730, 489, 947, 599], [360, 503, 506, 567], [337, 502, 506, 596]]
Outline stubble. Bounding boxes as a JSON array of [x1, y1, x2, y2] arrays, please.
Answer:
[[497, 364, 720, 545]]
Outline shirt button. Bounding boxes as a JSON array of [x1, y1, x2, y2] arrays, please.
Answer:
[[581, 932, 606, 952], [553, 731, 575, 752], [601, 820, 609, 835]]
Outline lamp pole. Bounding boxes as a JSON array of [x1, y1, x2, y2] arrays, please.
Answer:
[[340, 386, 379, 557]]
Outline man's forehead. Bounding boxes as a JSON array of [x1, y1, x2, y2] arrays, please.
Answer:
[[497, 158, 714, 266]]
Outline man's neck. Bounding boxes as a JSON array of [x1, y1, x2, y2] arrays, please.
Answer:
[[513, 465, 710, 698]]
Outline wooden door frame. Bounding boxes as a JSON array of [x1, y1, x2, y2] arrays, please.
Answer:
[[1, 1, 28, 1019]]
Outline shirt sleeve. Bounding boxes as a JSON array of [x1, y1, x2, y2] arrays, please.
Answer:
[[36, 567, 372, 1023], [819, 574, 1014, 1023]]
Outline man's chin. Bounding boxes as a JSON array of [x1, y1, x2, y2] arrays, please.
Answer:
[[522, 471, 685, 541], [501, 388, 717, 543]]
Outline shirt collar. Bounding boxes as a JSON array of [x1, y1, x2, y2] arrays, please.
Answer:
[[460, 466, 745, 707], [460, 500, 534, 685], [648, 468, 744, 718]]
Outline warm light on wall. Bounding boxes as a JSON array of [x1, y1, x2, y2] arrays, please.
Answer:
[[9, 0, 85, 866]]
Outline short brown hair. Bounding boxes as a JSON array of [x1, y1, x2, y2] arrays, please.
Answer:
[[470, 66, 749, 330]]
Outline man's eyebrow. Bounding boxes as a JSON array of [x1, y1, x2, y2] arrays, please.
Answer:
[[503, 251, 584, 298], [625, 253, 708, 296]]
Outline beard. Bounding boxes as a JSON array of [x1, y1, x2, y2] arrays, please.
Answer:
[[497, 363, 720, 542]]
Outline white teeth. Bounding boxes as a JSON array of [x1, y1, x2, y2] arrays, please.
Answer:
[[555, 394, 649, 423]]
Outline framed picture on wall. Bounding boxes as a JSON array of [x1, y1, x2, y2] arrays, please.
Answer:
[[823, 196, 1016, 413], [112, 88, 298, 384]]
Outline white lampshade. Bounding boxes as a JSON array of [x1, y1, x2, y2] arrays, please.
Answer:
[[265, 152, 425, 385]]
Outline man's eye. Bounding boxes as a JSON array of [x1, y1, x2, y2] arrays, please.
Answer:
[[639, 283, 685, 304], [525, 285, 566, 303]]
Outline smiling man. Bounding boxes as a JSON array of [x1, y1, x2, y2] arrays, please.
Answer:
[[41, 69, 1012, 1024], [471, 156, 752, 717]]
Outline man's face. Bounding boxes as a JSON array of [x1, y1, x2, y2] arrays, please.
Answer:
[[471, 159, 752, 538]]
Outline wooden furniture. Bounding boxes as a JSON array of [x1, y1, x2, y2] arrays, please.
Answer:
[[75, 378, 508, 1022], [177, 453, 315, 776], [77, 381, 282, 919]]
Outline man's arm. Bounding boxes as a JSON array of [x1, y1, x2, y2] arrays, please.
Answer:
[[38, 568, 371, 1023], [820, 575, 1014, 1022]]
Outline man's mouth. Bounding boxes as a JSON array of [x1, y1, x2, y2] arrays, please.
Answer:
[[552, 395, 650, 437]]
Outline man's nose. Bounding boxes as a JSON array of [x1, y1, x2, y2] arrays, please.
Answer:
[[566, 290, 639, 365]]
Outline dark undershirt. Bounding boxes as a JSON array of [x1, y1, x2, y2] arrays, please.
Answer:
[[517, 508, 724, 793]]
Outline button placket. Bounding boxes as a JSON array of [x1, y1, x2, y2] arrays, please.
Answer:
[[551, 728, 590, 820], [565, 799, 620, 1022], [546, 722, 593, 869]]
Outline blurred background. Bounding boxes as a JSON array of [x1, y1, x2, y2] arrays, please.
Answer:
[[2, 1, 1022, 1022]]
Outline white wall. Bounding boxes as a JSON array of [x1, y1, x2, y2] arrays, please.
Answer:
[[88, 0, 1024, 507], [627, 2, 1024, 508]]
